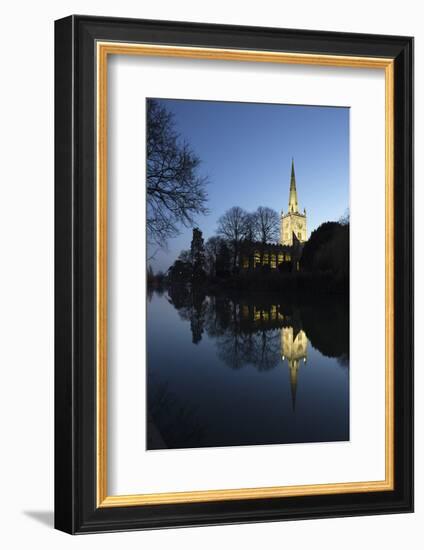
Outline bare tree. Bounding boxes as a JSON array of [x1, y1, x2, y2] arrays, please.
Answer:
[[216, 206, 248, 270], [339, 208, 350, 226], [253, 206, 280, 244], [243, 212, 258, 242], [146, 99, 209, 248]]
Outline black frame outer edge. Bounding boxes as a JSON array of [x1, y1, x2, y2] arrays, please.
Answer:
[[54, 15, 414, 534], [55, 16, 76, 535]]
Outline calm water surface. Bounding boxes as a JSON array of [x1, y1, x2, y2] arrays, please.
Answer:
[[147, 287, 349, 450]]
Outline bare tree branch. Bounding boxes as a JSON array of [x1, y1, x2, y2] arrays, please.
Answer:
[[252, 206, 280, 244], [146, 99, 209, 248], [216, 206, 249, 270]]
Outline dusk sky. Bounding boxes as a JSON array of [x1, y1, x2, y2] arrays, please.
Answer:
[[148, 98, 349, 273]]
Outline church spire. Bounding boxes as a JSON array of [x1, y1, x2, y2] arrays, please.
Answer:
[[288, 158, 298, 213]]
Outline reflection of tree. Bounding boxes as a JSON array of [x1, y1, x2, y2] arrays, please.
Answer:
[[167, 284, 192, 316], [155, 288, 349, 420], [147, 379, 205, 450], [203, 296, 231, 341], [249, 330, 281, 371], [164, 288, 349, 368], [205, 296, 283, 371], [167, 284, 208, 344], [300, 300, 349, 360], [337, 353, 349, 368], [215, 331, 248, 370], [215, 328, 281, 371], [190, 290, 207, 344], [207, 298, 249, 369]]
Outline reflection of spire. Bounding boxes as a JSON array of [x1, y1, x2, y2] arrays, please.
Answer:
[[281, 326, 308, 411], [288, 158, 298, 213], [288, 359, 299, 410]]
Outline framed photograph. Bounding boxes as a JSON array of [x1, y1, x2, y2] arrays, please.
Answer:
[[54, 15, 413, 533]]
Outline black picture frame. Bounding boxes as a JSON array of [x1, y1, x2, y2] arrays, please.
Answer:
[[55, 15, 413, 534]]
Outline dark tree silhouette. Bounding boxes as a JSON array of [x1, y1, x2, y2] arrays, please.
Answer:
[[205, 236, 224, 276], [253, 206, 280, 244], [300, 221, 340, 272], [217, 206, 248, 270], [300, 300, 349, 359], [178, 249, 192, 264], [243, 212, 257, 242], [301, 220, 349, 283], [190, 290, 208, 344], [339, 208, 350, 226], [251, 206, 280, 265], [146, 99, 209, 248], [215, 240, 231, 278], [315, 224, 349, 279], [167, 259, 192, 283], [190, 228, 206, 281], [147, 264, 154, 284]]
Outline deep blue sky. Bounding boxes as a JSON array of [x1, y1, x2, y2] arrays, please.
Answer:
[[148, 98, 349, 272]]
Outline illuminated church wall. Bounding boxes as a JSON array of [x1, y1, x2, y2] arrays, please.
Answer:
[[281, 213, 307, 246]]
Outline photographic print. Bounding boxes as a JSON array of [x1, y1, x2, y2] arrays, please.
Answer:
[[146, 98, 350, 451], [55, 18, 413, 532]]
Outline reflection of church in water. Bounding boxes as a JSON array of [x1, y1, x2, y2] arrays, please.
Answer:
[[250, 304, 308, 410], [281, 326, 308, 410], [240, 158, 307, 272]]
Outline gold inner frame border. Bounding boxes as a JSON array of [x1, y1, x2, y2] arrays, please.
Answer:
[[96, 42, 394, 508]]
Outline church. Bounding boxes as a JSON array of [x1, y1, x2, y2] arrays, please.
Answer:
[[240, 300, 309, 410], [240, 159, 307, 271]]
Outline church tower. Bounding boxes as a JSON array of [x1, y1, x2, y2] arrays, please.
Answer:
[[280, 159, 307, 246]]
